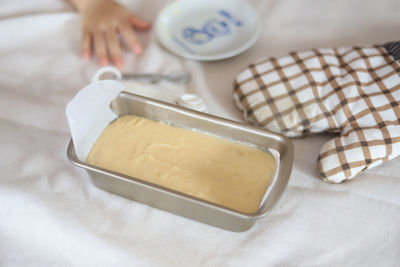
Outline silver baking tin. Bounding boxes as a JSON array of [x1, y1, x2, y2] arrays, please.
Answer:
[[67, 91, 294, 232]]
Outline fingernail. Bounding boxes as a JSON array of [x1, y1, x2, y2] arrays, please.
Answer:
[[99, 58, 108, 66], [133, 45, 143, 55], [139, 21, 151, 29], [114, 59, 123, 69], [82, 51, 90, 60]]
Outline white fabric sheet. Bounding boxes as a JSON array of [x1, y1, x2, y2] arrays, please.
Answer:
[[1, 0, 399, 266]]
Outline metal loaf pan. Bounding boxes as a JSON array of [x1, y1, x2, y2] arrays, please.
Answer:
[[67, 91, 294, 232]]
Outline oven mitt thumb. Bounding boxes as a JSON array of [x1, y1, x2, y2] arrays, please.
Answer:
[[233, 42, 400, 183]]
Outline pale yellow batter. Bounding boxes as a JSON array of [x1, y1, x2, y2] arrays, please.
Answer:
[[86, 115, 276, 214]]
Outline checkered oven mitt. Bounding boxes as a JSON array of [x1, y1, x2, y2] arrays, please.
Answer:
[[233, 42, 400, 183]]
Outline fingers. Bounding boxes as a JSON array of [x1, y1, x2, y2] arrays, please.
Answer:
[[85, 28, 122, 68], [128, 14, 151, 30], [84, 14, 149, 67], [119, 22, 142, 55], [81, 29, 91, 60], [94, 30, 109, 66], [105, 28, 123, 69]]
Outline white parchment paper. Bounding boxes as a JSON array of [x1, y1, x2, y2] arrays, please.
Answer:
[[66, 80, 125, 161]]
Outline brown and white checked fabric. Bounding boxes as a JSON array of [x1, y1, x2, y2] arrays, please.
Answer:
[[233, 43, 400, 183]]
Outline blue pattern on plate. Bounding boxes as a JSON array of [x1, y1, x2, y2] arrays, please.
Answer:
[[181, 10, 242, 46]]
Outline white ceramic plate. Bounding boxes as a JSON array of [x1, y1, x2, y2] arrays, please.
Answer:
[[155, 0, 260, 61]]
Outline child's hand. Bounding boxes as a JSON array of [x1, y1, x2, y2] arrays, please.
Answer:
[[70, 0, 151, 69]]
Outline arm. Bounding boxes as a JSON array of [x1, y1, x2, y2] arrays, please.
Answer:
[[69, 0, 151, 69]]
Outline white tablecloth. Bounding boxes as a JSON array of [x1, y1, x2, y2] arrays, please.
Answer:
[[1, 0, 399, 266]]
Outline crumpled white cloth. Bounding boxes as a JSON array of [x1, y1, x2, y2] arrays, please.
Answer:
[[1, 0, 400, 266]]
